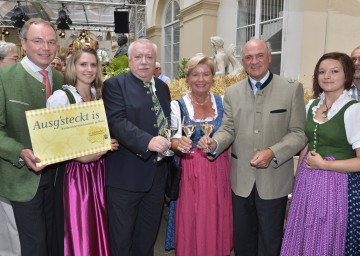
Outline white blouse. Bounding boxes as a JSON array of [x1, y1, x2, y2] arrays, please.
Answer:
[[46, 85, 97, 108], [306, 91, 360, 149], [170, 92, 222, 139]]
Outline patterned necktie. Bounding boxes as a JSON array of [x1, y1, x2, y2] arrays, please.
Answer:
[[144, 82, 166, 132], [39, 69, 51, 99]]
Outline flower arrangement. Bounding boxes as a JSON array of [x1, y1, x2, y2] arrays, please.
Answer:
[[168, 73, 248, 100], [104, 56, 311, 103], [303, 89, 312, 104]]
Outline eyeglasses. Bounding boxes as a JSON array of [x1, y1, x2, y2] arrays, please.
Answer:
[[51, 62, 62, 67], [4, 57, 19, 62], [351, 57, 360, 63], [24, 38, 57, 47]]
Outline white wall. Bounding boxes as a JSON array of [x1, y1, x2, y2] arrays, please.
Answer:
[[146, 0, 154, 26], [147, 0, 360, 91], [299, 0, 360, 90], [281, 0, 304, 80], [216, 0, 238, 51]]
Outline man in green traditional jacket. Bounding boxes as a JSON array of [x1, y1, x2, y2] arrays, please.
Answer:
[[0, 18, 63, 256]]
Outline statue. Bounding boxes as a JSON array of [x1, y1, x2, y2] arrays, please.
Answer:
[[210, 36, 244, 76], [226, 43, 244, 76], [114, 34, 128, 58]]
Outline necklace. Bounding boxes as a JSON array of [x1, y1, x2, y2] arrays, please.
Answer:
[[189, 92, 210, 106], [76, 89, 93, 102], [321, 99, 331, 118]]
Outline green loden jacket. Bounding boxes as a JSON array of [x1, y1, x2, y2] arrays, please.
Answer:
[[0, 61, 63, 202]]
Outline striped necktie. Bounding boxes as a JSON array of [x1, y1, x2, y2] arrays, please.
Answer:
[[144, 82, 166, 132]]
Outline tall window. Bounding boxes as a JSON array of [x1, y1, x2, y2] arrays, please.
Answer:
[[236, 0, 284, 74], [163, 0, 180, 79]]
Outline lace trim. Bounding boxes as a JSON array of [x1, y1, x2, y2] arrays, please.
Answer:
[[61, 84, 97, 102], [310, 90, 354, 121], [183, 92, 218, 121]]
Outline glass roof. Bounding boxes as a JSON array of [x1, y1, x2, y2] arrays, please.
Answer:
[[0, 0, 146, 34]]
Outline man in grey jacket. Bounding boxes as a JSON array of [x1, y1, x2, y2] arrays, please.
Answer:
[[198, 38, 307, 256]]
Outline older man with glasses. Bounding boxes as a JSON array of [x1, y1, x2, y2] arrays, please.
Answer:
[[0, 41, 21, 256], [0, 42, 19, 66], [154, 61, 171, 83], [350, 46, 360, 101], [0, 19, 64, 256]]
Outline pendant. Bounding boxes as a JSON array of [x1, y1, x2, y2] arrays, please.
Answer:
[[321, 110, 328, 118]]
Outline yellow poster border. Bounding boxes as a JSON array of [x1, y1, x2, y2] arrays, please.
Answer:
[[26, 100, 111, 167]]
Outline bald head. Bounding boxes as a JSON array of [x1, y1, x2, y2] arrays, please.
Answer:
[[241, 38, 272, 81], [241, 39, 272, 57]]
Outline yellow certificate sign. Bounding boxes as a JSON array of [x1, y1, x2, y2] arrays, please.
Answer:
[[25, 100, 111, 167]]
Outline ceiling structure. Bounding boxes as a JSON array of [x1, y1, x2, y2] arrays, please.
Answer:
[[0, 0, 146, 39]]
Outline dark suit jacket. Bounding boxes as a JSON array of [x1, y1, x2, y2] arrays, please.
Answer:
[[0, 62, 64, 202], [103, 72, 171, 192]]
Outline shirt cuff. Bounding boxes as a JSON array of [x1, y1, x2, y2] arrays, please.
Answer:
[[209, 139, 219, 156], [272, 157, 278, 165]]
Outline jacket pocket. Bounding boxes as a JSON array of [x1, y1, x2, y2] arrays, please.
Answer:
[[270, 109, 287, 113]]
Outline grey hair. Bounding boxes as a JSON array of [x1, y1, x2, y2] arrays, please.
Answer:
[[52, 56, 62, 63], [127, 38, 157, 59], [351, 45, 360, 55], [0, 42, 17, 61]]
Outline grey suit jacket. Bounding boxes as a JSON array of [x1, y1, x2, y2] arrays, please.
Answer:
[[212, 74, 307, 199], [0, 62, 63, 202]]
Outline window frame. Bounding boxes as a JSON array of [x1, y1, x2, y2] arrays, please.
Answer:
[[236, 0, 285, 75], [163, 0, 180, 80]]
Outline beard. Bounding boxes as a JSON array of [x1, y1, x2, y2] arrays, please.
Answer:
[[354, 72, 360, 79]]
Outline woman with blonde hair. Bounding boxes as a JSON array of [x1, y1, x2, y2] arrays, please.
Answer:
[[169, 53, 233, 256], [48, 47, 118, 256]]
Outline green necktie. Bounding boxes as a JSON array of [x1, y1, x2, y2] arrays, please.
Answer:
[[144, 82, 166, 132]]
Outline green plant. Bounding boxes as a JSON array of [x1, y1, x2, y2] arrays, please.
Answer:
[[176, 58, 189, 79], [106, 55, 129, 78]]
